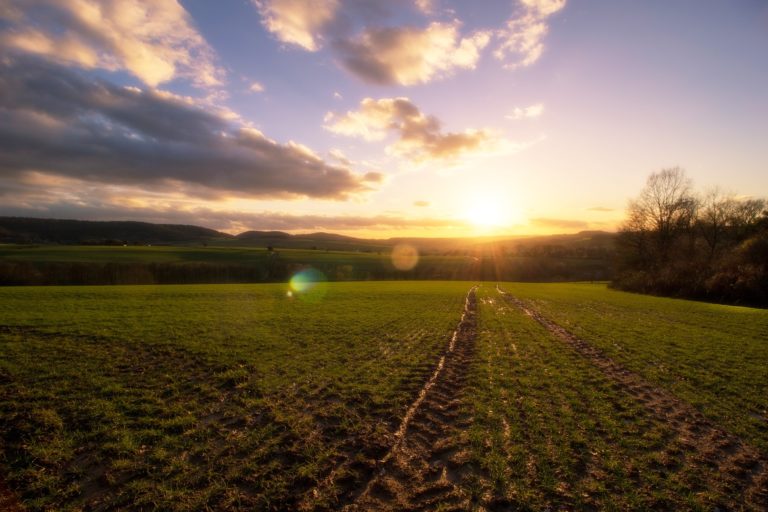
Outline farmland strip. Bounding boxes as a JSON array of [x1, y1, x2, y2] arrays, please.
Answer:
[[497, 285, 768, 508], [345, 286, 478, 511]]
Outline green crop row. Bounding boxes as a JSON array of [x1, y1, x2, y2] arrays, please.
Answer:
[[461, 285, 762, 510], [0, 282, 469, 510], [500, 282, 768, 453]]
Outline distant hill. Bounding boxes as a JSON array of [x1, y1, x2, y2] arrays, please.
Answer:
[[0, 217, 233, 245], [235, 230, 390, 251], [0, 216, 615, 256]]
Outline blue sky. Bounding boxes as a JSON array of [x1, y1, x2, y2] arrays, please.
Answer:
[[1, 0, 766, 236]]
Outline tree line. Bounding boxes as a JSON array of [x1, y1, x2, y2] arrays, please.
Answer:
[[613, 167, 768, 305]]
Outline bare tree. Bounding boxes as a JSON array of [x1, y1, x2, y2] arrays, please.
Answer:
[[623, 167, 697, 264], [699, 188, 735, 260]]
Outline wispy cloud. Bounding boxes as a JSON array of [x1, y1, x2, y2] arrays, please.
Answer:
[[253, 0, 340, 51], [0, 193, 466, 234], [0, 0, 224, 87], [0, 55, 378, 201], [494, 0, 566, 69], [587, 206, 614, 212], [325, 97, 506, 162], [506, 103, 544, 120], [249, 81, 265, 93], [530, 217, 588, 230]]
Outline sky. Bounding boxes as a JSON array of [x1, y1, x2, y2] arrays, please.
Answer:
[[1, 0, 767, 238]]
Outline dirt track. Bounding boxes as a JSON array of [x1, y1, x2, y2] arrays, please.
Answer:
[[497, 285, 768, 509], [343, 287, 479, 511]]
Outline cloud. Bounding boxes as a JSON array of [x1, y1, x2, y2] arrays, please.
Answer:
[[253, 0, 489, 85], [414, 200, 430, 207], [494, 0, 565, 69], [0, 0, 224, 87], [414, 0, 435, 15], [587, 206, 614, 212], [253, 0, 340, 51], [0, 55, 378, 201], [0, 193, 464, 234], [249, 81, 265, 93], [506, 103, 544, 120], [529, 217, 588, 230], [325, 97, 503, 162], [335, 22, 490, 85]]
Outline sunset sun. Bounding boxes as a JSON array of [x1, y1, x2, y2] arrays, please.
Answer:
[[466, 202, 505, 227]]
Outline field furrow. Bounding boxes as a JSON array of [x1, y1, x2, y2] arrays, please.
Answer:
[[497, 285, 768, 508], [463, 285, 767, 510], [2, 281, 767, 510], [347, 287, 478, 511], [0, 282, 470, 511]]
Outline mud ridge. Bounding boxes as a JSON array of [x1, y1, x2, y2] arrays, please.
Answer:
[[497, 285, 768, 509], [338, 286, 478, 511]]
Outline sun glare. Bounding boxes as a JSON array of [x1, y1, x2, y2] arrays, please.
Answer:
[[466, 202, 505, 227], [462, 192, 522, 231]]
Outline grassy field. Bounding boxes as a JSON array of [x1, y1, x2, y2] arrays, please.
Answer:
[[1, 281, 766, 510], [501, 282, 768, 453], [464, 285, 767, 509], [0, 244, 609, 285], [0, 282, 469, 510]]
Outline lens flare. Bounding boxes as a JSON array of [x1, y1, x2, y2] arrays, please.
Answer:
[[391, 244, 419, 271], [288, 268, 327, 302]]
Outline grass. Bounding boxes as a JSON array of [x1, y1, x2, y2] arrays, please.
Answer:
[[462, 284, 762, 510], [1, 281, 766, 510], [500, 282, 768, 453], [0, 281, 470, 510]]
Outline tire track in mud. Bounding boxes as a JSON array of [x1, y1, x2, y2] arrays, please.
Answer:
[[342, 286, 479, 511], [497, 285, 768, 509]]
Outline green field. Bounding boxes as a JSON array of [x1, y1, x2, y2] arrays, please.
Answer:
[[1, 282, 766, 510], [0, 244, 609, 285]]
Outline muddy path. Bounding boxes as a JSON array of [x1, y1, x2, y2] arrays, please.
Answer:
[[340, 286, 479, 511], [497, 285, 768, 509]]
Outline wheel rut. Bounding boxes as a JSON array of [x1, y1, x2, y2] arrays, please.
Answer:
[[343, 286, 479, 511], [497, 285, 768, 509]]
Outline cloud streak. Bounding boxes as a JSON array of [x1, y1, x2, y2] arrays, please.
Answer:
[[530, 217, 588, 230], [325, 97, 504, 162], [0, 196, 465, 234], [0, 55, 379, 200], [507, 103, 544, 120], [0, 0, 224, 87], [494, 0, 566, 69]]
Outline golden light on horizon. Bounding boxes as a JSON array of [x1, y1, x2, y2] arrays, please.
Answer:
[[462, 192, 524, 232]]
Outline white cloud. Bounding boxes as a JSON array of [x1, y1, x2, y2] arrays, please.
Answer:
[[495, 0, 566, 69], [249, 81, 265, 93], [253, 0, 340, 51], [337, 22, 490, 85], [325, 97, 507, 163], [0, 0, 224, 88], [415, 0, 435, 15], [506, 103, 544, 120], [253, 1, 490, 86]]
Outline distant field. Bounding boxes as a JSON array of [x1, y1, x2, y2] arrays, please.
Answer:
[[0, 244, 387, 264], [0, 244, 609, 285], [1, 282, 766, 510]]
